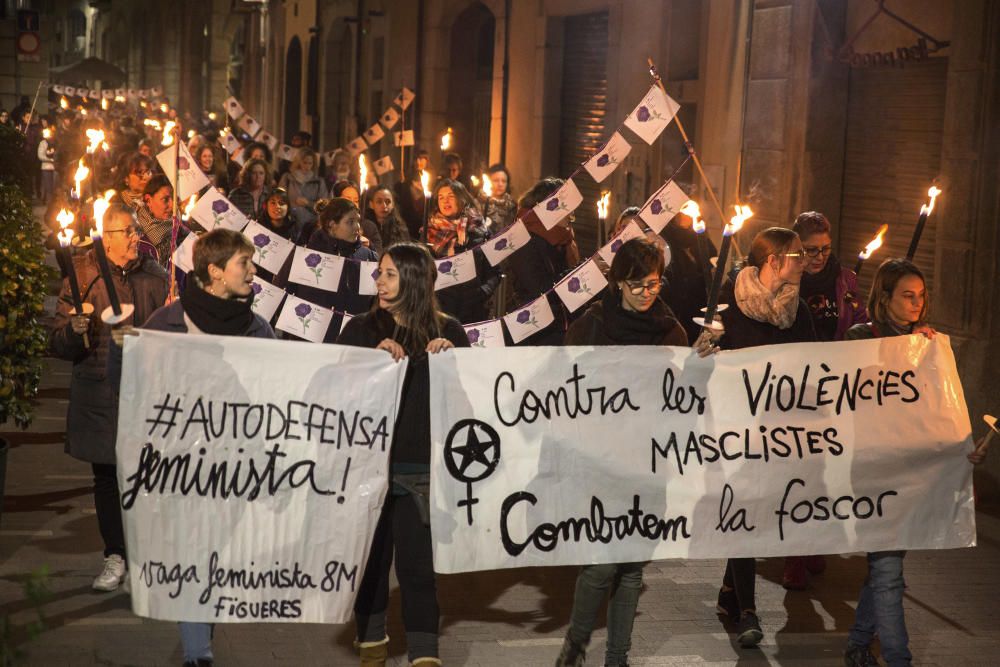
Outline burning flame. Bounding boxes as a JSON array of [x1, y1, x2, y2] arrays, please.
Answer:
[[162, 120, 177, 146], [358, 155, 369, 194], [725, 204, 753, 236], [858, 224, 889, 260], [420, 170, 431, 198], [92, 191, 112, 235], [440, 127, 452, 151], [73, 159, 90, 198], [481, 173, 493, 197], [680, 200, 706, 234], [85, 129, 105, 154], [42, 127, 52, 140], [114, 95, 125, 103], [60, 96, 69, 109], [80, 107, 88, 116], [56, 209, 75, 247], [143, 118, 162, 130], [208, 111, 217, 121], [923, 185, 942, 216], [100, 98, 108, 110], [181, 195, 198, 221], [160, 103, 169, 114], [470, 174, 480, 188], [597, 191, 611, 220]]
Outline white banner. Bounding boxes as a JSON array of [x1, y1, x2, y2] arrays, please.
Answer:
[[429, 336, 976, 573], [157, 143, 211, 201], [638, 180, 687, 233], [533, 179, 583, 231], [288, 246, 346, 292], [597, 221, 645, 268], [624, 84, 681, 145], [117, 331, 408, 622], [481, 221, 531, 267], [434, 251, 477, 290]]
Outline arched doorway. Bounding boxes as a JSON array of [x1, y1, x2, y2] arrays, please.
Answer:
[[284, 36, 303, 143], [322, 21, 353, 151], [447, 2, 495, 173]]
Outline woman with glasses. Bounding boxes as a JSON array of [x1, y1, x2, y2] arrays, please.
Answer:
[[559, 238, 716, 667], [112, 152, 155, 211], [714, 227, 816, 648]]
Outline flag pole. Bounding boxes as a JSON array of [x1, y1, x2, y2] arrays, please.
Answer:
[[169, 124, 180, 302], [646, 57, 743, 260], [399, 90, 406, 182]]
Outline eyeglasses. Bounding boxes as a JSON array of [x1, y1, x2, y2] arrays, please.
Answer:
[[802, 245, 833, 258], [130, 169, 152, 178], [105, 226, 140, 238], [625, 278, 665, 295], [783, 252, 807, 262]]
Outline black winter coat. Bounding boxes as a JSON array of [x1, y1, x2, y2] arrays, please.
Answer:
[[49, 251, 168, 464], [502, 233, 570, 345], [718, 281, 817, 350]]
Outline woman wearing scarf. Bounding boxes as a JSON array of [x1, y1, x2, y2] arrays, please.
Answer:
[[714, 227, 815, 648], [424, 179, 500, 324], [278, 148, 328, 226], [503, 178, 581, 345], [478, 163, 517, 233], [118, 228, 276, 667], [559, 238, 717, 667]]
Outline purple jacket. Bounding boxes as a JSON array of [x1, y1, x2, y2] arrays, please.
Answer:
[[835, 266, 869, 341]]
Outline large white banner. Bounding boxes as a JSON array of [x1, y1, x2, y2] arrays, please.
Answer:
[[117, 331, 408, 622], [429, 336, 977, 573]]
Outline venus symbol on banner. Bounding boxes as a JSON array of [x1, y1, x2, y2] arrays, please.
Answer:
[[434, 252, 477, 290], [583, 131, 632, 183], [532, 179, 584, 230], [245, 220, 295, 275], [249, 275, 286, 321], [480, 221, 531, 267], [442, 419, 502, 526], [554, 259, 608, 313], [274, 295, 333, 343], [624, 84, 681, 145], [597, 221, 646, 267], [502, 296, 556, 344], [638, 180, 687, 233], [288, 246, 346, 292], [463, 319, 506, 349]]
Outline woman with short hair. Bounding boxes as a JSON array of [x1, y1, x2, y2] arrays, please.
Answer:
[[338, 242, 471, 667]]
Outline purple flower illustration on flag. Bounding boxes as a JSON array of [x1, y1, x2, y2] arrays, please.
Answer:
[[211, 198, 230, 226], [650, 199, 663, 215], [493, 236, 517, 253], [567, 275, 592, 295], [466, 328, 482, 346], [546, 198, 560, 211], [515, 309, 539, 329], [250, 281, 263, 307], [371, 267, 380, 281], [596, 153, 616, 168], [437, 259, 459, 280], [611, 239, 623, 253], [304, 252, 324, 283], [177, 156, 190, 170], [294, 303, 313, 330], [253, 233, 271, 261], [636, 105, 665, 123]]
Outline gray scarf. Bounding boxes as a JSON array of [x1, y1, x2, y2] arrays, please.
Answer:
[[734, 266, 800, 329]]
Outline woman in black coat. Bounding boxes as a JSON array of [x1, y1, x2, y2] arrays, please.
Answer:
[[715, 227, 815, 648], [338, 242, 470, 667]]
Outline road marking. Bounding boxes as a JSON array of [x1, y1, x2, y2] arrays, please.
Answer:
[[0, 530, 54, 537]]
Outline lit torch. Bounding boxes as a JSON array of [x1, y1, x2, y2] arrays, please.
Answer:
[[854, 224, 889, 275], [359, 154, 369, 194], [181, 194, 197, 222], [160, 103, 169, 114], [143, 118, 162, 131], [42, 127, 52, 140], [85, 128, 105, 154], [73, 159, 90, 201], [420, 170, 432, 242], [100, 97, 108, 111], [89, 191, 128, 323], [161, 120, 177, 146], [597, 191, 611, 245], [906, 185, 942, 261], [440, 127, 452, 151], [697, 204, 753, 331], [681, 200, 714, 297], [55, 208, 92, 347], [60, 96, 69, 109], [481, 173, 492, 198]]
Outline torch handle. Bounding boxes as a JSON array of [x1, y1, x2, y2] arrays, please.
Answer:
[[703, 234, 732, 325], [853, 256, 865, 276], [92, 237, 123, 315], [695, 234, 713, 300], [906, 210, 929, 261]]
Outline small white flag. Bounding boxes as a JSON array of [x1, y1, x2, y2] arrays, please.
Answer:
[[393, 87, 415, 110], [638, 180, 687, 233], [221, 132, 241, 155], [393, 130, 415, 147], [224, 96, 245, 120], [287, 246, 346, 293], [379, 107, 400, 130], [363, 123, 385, 144], [339, 312, 354, 335], [156, 142, 211, 201], [464, 319, 505, 348], [244, 220, 295, 275], [372, 156, 394, 176], [102, 90, 114, 100], [433, 251, 477, 290], [597, 221, 645, 268], [346, 136, 367, 156], [258, 131, 278, 151], [274, 295, 333, 344], [231, 150, 246, 167], [358, 261, 379, 296], [171, 234, 197, 274], [503, 297, 556, 344], [115, 88, 126, 98], [624, 84, 680, 145], [150, 86, 164, 97], [191, 188, 248, 232], [554, 259, 608, 313], [276, 144, 298, 162], [532, 179, 583, 230], [583, 131, 632, 183], [88, 89, 99, 99], [127, 88, 137, 98], [52, 84, 65, 94], [481, 220, 531, 267], [237, 114, 261, 138], [138, 89, 148, 99], [249, 275, 286, 322]]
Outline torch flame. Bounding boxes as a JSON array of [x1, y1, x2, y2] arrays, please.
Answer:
[[73, 160, 90, 198], [680, 200, 705, 234], [440, 127, 453, 151], [725, 204, 753, 236], [92, 191, 112, 235], [481, 173, 493, 197], [80, 107, 88, 116], [162, 120, 177, 146], [470, 174, 480, 187], [114, 95, 125, 103], [85, 129, 105, 154], [597, 191, 611, 220], [42, 127, 52, 139], [926, 185, 942, 215], [160, 103, 169, 113], [420, 170, 431, 198], [60, 96, 69, 109], [858, 224, 888, 260], [358, 155, 369, 194], [181, 195, 198, 221], [208, 111, 217, 121], [143, 118, 162, 130], [56, 209, 75, 247], [101, 98, 109, 110]]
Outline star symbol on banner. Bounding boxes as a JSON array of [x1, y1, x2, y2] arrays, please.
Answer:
[[443, 419, 500, 483]]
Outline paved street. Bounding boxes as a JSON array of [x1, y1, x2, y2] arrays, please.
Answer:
[[1, 249, 999, 666]]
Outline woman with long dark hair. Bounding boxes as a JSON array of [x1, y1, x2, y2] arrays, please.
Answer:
[[228, 158, 273, 221], [338, 243, 470, 667], [714, 227, 815, 648], [360, 184, 410, 256]]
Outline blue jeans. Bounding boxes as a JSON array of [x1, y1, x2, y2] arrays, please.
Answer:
[[848, 551, 911, 666], [179, 622, 213, 662], [567, 562, 644, 666]]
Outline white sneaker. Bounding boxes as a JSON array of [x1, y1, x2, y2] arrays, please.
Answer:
[[92, 554, 126, 592]]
